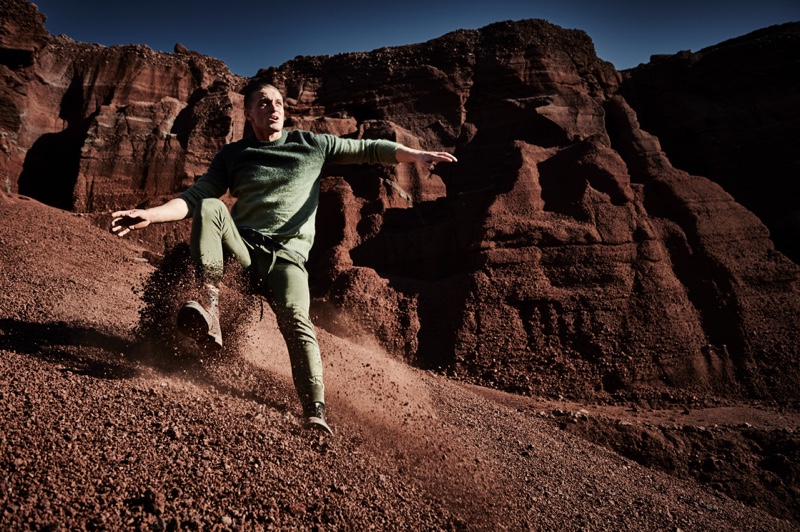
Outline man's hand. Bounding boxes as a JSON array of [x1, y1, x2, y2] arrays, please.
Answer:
[[395, 146, 457, 171], [110, 198, 190, 237], [110, 209, 153, 237]]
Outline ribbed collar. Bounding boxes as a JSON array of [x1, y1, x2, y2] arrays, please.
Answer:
[[249, 130, 288, 147]]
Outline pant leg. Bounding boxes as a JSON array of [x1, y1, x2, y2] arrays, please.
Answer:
[[259, 256, 324, 407], [190, 198, 252, 285], [190, 202, 323, 407]]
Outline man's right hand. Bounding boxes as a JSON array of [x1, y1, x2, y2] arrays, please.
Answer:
[[110, 209, 152, 237], [110, 198, 190, 237]]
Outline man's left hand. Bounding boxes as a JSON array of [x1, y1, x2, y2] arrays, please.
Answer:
[[395, 146, 458, 171]]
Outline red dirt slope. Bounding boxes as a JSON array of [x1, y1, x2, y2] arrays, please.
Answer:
[[2, 194, 798, 529]]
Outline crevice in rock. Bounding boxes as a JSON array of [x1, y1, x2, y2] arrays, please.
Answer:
[[171, 88, 208, 150], [0, 48, 35, 69], [412, 276, 472, 371], [17, 73, 96, 210]]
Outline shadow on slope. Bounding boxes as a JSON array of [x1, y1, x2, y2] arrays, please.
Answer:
[[0, 319, 136, 380]]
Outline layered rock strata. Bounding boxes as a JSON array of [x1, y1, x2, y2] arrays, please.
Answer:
[[621, 23, 800, 264]]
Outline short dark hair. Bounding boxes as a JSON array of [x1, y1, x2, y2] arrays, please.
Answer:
[[241, 80, 282, 109]]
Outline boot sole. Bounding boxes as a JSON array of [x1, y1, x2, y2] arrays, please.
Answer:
[[305, 416, 333, 435], [176, 301, 223, 351]]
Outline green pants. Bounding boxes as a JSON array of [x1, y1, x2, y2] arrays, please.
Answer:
[[190, 198, 324, 407]]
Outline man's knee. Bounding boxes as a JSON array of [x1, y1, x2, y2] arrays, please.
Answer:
[[196, 198, 227, 220]]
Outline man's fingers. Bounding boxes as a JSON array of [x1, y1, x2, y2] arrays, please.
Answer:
[[111, 217, 130, 230], [424, 152, 457, 170], [110, 211, 145, 237], [426, 152, 457, 165], [434, 152, 457, 163], [110, 221, 131, 237], [110, 222, 131, 237], [112, 214, 145, 227]]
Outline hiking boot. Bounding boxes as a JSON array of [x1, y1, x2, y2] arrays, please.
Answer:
[[176, 300, 223, 350], [303, 402, 333, 435]]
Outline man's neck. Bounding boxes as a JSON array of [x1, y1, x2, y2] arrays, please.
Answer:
[[254, 129, 283, 142]]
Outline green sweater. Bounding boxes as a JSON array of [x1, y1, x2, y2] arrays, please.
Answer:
[[179, 130, 400, 261]]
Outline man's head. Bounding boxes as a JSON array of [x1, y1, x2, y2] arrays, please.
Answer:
[[242, 80, 285, 142]]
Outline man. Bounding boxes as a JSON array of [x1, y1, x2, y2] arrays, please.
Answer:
[[111, 80, 457, 434]]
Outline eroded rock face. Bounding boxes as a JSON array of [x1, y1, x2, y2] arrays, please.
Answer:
[[3, 1, 799, 402], [0, 0, 245, 231], [0, 0, 48, 68], [260, 21, 800, 401], [620, 22, 800, 264]]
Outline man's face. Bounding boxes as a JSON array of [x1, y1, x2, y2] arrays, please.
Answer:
[[245, 86, 285, 141]]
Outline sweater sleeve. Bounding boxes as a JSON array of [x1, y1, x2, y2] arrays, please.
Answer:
[[177, 150, 230, 215], [321, 134, 400, 166]]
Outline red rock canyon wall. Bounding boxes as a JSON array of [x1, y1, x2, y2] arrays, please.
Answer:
[[2, 0, 798, 402]]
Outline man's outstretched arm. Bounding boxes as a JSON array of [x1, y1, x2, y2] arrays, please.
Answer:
[[394, 145, 457, 170], [110, 198, 190, 237]]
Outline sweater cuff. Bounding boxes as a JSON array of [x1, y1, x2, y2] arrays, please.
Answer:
[[177, 191, 197, 216], [378, 140, 402, 164]]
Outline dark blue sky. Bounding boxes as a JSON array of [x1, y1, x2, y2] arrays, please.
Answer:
[[31, 0, 800, 77]]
